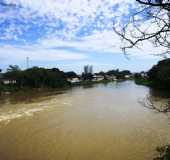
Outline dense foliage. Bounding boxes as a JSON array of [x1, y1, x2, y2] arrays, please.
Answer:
[[148, 58, 170, 89], [65, 71, 78, 78], [107, 69, 131, 79], [3, 66, 70, 89]]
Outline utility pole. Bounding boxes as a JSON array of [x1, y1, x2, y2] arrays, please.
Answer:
[[26, 57, 29, 69]]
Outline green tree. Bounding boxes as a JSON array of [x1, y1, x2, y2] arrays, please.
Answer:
[[3, 66, 70, 89], [7, 65, 20, 72], [65, 71, 78, 78], [148, 58, 170, 89]]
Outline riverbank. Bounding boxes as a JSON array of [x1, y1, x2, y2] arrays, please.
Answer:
[[0, 79, 115, 94], [134, 78, 152, 86], [154, 145, 170, 160], [134, 78, 170, 91], [0, 83, 71, 95], [71, 79, 113, 86], [134, 78, 170, 160]]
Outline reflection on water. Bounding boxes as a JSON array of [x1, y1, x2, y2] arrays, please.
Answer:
[[0, 88, 69, 105], [0, 81, 170, 160]]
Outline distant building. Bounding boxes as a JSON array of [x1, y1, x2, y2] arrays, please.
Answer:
[[0, 74, 17, 85], [105, 75, 117, 81], [92, 74, 105, 82], [2, 79, 17, 85], [67, 77, 81, 84], [124, 75, 131, 79], [83, 65, 93, 75], [84, 65, 89, 75], [82, 65, 93, 81], [140, 72, 148, 78]]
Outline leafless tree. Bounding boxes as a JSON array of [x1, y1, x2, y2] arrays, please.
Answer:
[[113, 0, 170, 56]]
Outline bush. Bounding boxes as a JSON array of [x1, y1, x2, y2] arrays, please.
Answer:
[[148, 59, 170, 89]]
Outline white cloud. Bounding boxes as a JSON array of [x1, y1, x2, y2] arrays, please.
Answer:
[[1, 0, 134, 39], [38, 30, 165, 59], [39, 30, 119, 53], [4, 0, 131, 15], [0, 0, 165, 70], [0, 45, 88, 64]]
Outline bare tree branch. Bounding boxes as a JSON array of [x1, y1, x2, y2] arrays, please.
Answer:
[[113, 0, 170, 55]]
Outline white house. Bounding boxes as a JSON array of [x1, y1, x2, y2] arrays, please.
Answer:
[[105, 75, 117, 81], [92, 75, 105, 81], [67, 77, 81, 84], [2, 79, 17, 85], [125, 75, 131, 79]]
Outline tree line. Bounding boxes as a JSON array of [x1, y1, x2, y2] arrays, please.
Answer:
[[0, 65, 133, 90], [0, 66, 70, 89], [135, 58, 170, 90]]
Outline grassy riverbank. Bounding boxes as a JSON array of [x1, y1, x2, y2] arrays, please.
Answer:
[[134, 78, 152, 86]]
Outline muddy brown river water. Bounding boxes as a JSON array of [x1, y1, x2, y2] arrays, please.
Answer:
[[0, 81, 170, 160]]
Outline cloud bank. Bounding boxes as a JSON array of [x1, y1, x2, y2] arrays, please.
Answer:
[[0, 0, 162, 71]]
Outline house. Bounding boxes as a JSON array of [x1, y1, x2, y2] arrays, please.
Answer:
[[92, 74, 105, 81], [125, 75, 131, 79], [105, 75, 117, 81], [67, 77, 81, 84], [0, 72, 17, 85], [141, 72, 148, 78], [2, 79, 17, 85]]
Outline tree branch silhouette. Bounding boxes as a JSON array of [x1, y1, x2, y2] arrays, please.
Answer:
[[114, 0, 170, 55]]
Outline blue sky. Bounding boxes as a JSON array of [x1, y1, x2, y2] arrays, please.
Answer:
[[0, 0, 163, 73]]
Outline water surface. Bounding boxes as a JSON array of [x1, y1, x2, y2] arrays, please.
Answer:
[[0, 81, 170, 160]]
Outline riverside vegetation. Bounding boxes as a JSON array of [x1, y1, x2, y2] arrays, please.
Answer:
[[134, 58, 170, 90], [134, 58, 170, 160], [0, 65, 132, 92]]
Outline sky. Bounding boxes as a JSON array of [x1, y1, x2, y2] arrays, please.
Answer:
[[0, 0, 163, 73]]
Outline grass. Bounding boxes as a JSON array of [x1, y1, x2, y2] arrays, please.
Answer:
[[134, 78, 152, 86]]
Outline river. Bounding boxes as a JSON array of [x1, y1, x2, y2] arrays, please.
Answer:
[[0, 81, 170, 160]]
